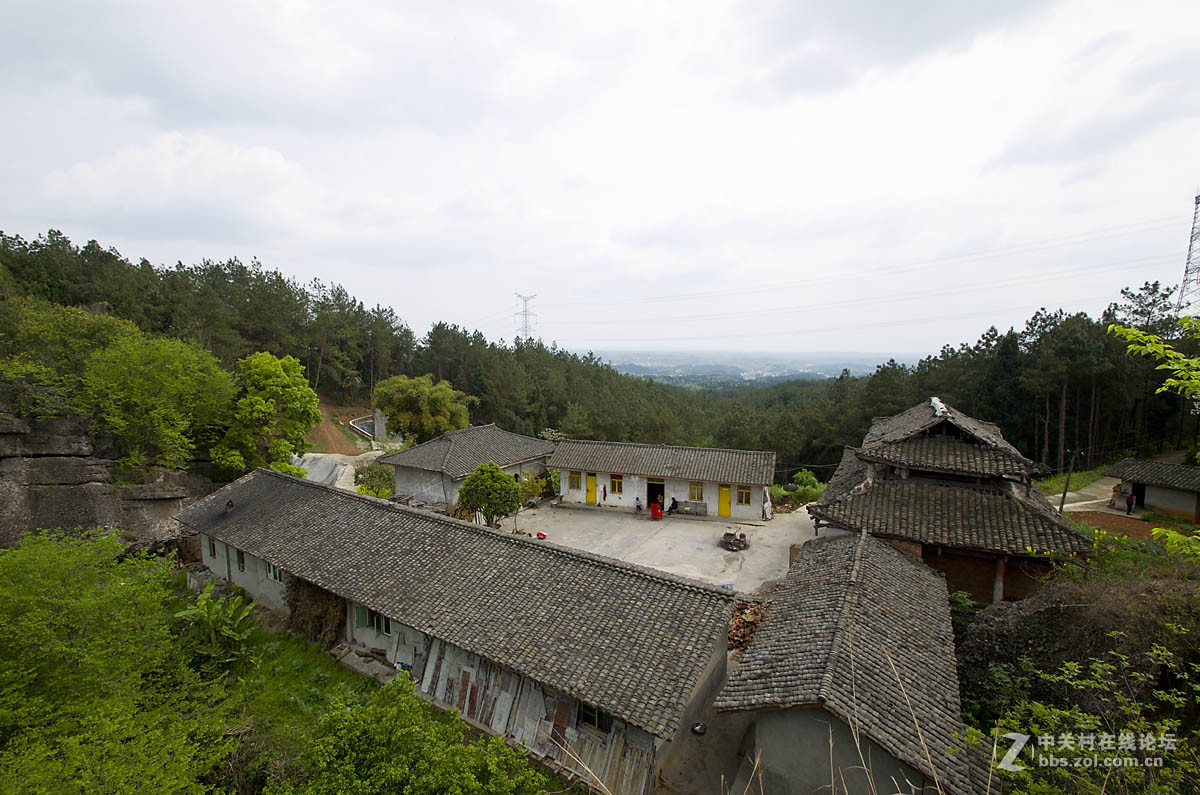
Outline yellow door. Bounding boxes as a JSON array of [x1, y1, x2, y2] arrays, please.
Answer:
[[586, 473, 597, 504], [718, 484, 731, 517]]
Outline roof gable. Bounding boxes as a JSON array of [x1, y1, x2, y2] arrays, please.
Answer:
[[715, 533, 978, 794], [549, 439, 775, 485], [174, 469, 734, 739], [864, 397, 1026, 462], [378, 424, 556, 480]]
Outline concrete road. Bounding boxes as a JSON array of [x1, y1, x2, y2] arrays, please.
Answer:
[[497, 504, 820, 595], [297, 451, 384, 490]]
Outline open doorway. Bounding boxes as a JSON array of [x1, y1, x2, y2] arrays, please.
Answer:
[[647, 478, 665, 511]]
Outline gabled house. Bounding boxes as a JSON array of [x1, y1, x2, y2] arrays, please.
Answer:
[[175, 469, 734, 795], [1106, 457, 1200, 520], [809, 397, 1089, 604], [549, 439, 775, 520], [715, 531, 984, 795], [378, 424, 556, 506]]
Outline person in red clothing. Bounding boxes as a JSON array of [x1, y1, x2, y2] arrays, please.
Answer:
[[1126, 492, 1135, 515]]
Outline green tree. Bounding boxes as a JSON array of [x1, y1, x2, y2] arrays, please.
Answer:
[[270, 676, 552, 795], [79, 334, 234, 469], [354, 461, 395, 498], [0, 531, 231, 790], [210, 352, 320, 478], [372, 374, 471, 444], [457, 462, 520, 528]]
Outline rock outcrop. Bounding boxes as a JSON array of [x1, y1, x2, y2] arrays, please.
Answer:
[[0, 413, 222, 548]]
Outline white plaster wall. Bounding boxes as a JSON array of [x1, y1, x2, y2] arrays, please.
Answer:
[[1145, 485, 1198, 519], [199, 534, 288, 611], [558, 471, 764, 519], [394, 467, 452, 504]]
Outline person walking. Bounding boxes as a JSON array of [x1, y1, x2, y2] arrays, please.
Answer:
[[1125, 492, 1135, 515], [635, 496, 642, 512]]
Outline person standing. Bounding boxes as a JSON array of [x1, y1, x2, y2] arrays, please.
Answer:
[[1125, 492, 1135, 515], [635, 496, 642, 512]]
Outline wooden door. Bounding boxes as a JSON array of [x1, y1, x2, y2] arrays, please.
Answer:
[[718, 484, 731, 517], [586, 473, 597, 504]]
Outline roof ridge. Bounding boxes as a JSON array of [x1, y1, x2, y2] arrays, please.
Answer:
[[817, 530, 868, 704], [560, 438, 773, 456], [242, 468, 738, 598]]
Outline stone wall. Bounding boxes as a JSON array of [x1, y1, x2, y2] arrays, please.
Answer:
[[0, 413, 222, 549]]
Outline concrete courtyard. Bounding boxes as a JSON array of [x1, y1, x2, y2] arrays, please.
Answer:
[[496, 503, 819, 594]]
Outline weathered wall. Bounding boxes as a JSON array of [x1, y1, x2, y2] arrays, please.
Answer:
[[200, 535, 289, 611], [922, 547, 1050, 604], [0, 415, 220, 548], [393, 467, 450, 504], [1144, 484, 1199, 520], [745, 708, 935, 795]]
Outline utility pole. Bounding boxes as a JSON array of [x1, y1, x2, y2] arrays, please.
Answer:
[[1175, 194, 1200, 315], [514, 293, 537, 341]]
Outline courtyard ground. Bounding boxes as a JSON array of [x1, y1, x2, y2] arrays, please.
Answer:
[[496, 502, 820, 595]]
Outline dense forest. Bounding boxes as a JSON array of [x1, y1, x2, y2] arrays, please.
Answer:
[[1, 230, 1193, 480]]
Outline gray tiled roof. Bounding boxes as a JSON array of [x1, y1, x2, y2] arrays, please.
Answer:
[[817, 448, 869, 504], [857, 435, 1034, 478], [864, 397, 1025, 459], [549, 440, 775, 485], [714, 532, 978, 795], [174, 469, 734, 739], [1106, 458, 1200, 494], [809, 478, 1090, 556], [378, 424, 555, 480]]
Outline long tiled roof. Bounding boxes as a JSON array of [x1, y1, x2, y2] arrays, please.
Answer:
[[809, 478, 1090, 556], [378, 424, 555, 480], [1106, 458, 1200, 493], [715, 533, 979, 795], [549, 440, 775, 485], [174, 469, 733, 739], [857, 435, 1033, 478]]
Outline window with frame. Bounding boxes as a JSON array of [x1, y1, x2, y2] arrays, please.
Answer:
[[577, 702, 613, 733], [208, 538, 216, 557], [689, 482, 704, 501], [236, 550, 246, 572], [568, 471, 582, 490], [355, 605, 391, 635], [609, 474, 623, 494], [266, 562, 286, 583], [737, 486, 752, 505], [371, 610, 391, 635]]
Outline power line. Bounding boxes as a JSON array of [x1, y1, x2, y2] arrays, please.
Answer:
[[514, 293, 537, 341]]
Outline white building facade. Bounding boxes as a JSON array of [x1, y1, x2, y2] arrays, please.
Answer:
[[549, 439, 776, 521]]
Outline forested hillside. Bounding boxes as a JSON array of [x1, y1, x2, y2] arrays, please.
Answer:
[[1, 230, 1193, 480]]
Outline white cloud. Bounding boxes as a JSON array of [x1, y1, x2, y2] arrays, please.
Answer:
[[2, 0, 1199, 354]]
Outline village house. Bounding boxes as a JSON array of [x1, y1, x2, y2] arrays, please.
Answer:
[[549, 439, 775, 520], [1106, 457, 1200, 520], [715, 531, 983, 795], [175, 469, 734, 795], [808, 397, 1089, 604], [378, 423, 556, 507]]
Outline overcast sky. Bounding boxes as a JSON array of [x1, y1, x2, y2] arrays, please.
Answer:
[[3, 0, 1199, 356]]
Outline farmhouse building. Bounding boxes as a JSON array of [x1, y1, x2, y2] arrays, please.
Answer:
[[1106, 457, 1200, 520], [549, 439, 775, 520], [809, 397, 1089, 604], [378, 424, 555, 507], [175, 469, 734, 795], [715, 531, 983, 795]]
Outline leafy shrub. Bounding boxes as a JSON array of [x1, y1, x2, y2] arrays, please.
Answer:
[[354, 462, 395, 498]]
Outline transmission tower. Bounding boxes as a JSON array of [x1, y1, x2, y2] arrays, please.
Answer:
[[1175, 194, 1200, 315], [514, 293, 537, 341]]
